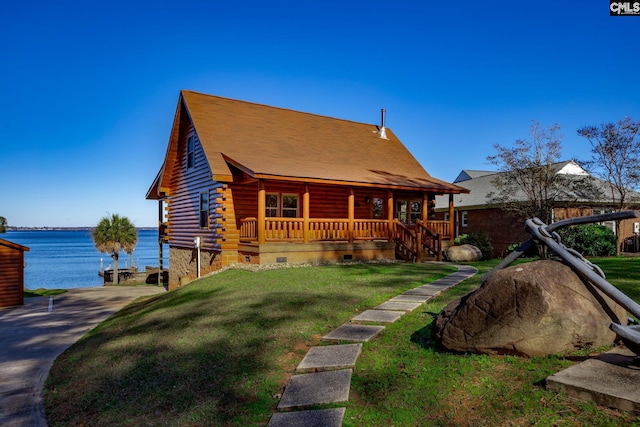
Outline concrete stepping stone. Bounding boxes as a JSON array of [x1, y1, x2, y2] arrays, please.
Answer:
[[374, 301, 422, 312], [351, 309, 404, 323], [546, 346, 640, 412], [296, 343, 362, 373], [322, 324, 384, 342], [403, 286, 443, 296], [388, 294, 432, 303], [267, 407, 346, 427], [277, 369, 352, 409], [427, 278, 463, 288]]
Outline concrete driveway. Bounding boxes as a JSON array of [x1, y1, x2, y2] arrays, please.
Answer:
[[0, 286, 166, 427]]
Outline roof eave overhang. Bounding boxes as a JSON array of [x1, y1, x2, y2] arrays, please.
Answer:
[[252, 173, 468, 194]]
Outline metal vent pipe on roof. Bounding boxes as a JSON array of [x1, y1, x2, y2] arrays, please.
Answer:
[[379, 108, 387, 139]]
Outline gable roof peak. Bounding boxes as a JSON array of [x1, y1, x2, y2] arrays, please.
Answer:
[[180, 89, 380, 130], [148, 90, 469, 197]]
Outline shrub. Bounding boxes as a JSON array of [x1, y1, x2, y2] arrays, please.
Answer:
[[556, 224, 617, 257], [455, 231, 494, 260], [453, 234, 468, 245]]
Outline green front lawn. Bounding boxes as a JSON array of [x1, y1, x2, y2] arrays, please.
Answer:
[[44, 259, 640, 426], [44, 262, 454, 426], [24, 288, 67, 298], [347, 258, 640, 426]]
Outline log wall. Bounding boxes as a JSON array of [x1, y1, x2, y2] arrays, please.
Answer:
[[165, 123, 222, 252], [230, 182, 395, 223]]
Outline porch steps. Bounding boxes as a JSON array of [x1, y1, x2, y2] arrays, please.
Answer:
[[267, 263, 478, 427], [394, 247, 442, 262]]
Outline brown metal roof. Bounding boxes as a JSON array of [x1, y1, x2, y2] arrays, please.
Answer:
[[148, 90, 467, 198]]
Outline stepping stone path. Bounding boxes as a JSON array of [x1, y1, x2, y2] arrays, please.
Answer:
[[267, 263, 477, 426]]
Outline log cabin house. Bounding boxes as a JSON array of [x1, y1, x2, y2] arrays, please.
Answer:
[[147, 90, 468, 289]]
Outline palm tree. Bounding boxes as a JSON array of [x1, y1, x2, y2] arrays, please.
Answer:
[[92, 214, 137, 284]]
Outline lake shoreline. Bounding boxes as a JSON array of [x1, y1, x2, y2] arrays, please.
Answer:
[[4, 230, 168, 290]]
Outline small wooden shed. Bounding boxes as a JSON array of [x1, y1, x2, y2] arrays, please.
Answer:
[[0, 238, 30, 308]]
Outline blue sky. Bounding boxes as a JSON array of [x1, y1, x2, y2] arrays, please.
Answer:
[[1, 1, 638, 227]]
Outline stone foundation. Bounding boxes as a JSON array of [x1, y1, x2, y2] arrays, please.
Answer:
[[239, 241, 395, 266], [169, 246, 221, 290]]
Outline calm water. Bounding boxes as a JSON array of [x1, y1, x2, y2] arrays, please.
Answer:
[[5, 229, 169, 289]]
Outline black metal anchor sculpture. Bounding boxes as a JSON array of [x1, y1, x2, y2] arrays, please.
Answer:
[[484, 210, 640, 355]]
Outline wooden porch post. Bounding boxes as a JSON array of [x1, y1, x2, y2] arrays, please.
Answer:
[[387, 190, 394, 240], [348, 187, 355, 243], [258, 180, 266, 245], [421, 192, 429, 222], [448, 193, 455, 238], [303, 183, 310, 244]]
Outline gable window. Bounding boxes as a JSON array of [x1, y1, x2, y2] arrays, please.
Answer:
[[199, 191, 209, 228], [265, 193, 299, 217], [187, 135, 195, 169]]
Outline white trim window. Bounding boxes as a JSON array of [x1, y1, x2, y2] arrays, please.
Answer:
[[461, 211, 468, 227], [592, 208, 616, 234]]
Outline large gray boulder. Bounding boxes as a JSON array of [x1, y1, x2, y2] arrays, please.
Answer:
[[432, 260, 627, 357], [445, 244, 482, 262]]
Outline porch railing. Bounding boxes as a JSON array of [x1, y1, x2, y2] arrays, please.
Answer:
[[240, 217, 258, 240], [425, 220, 450, 239], [353, 219, 391, 240], [416, 219, 443, 261], [393, 220, 418, 261], [239, 217, 447, 260], [393, 219, 443, 262], [239, 217, 390, 242]]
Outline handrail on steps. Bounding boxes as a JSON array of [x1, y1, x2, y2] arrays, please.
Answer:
[[416, 219, 443, 262], [393, 219, 442, 262]]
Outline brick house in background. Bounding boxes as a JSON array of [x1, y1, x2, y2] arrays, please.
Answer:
[[435, 161, 640, 257]]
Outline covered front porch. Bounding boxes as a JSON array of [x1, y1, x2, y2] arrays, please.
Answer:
[[239, 216, 452, 243], [238, 217, 453, 263], [233, 185, 457, 263]]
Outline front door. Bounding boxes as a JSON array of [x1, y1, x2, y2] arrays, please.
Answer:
[[396, 200, 421, 225]]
